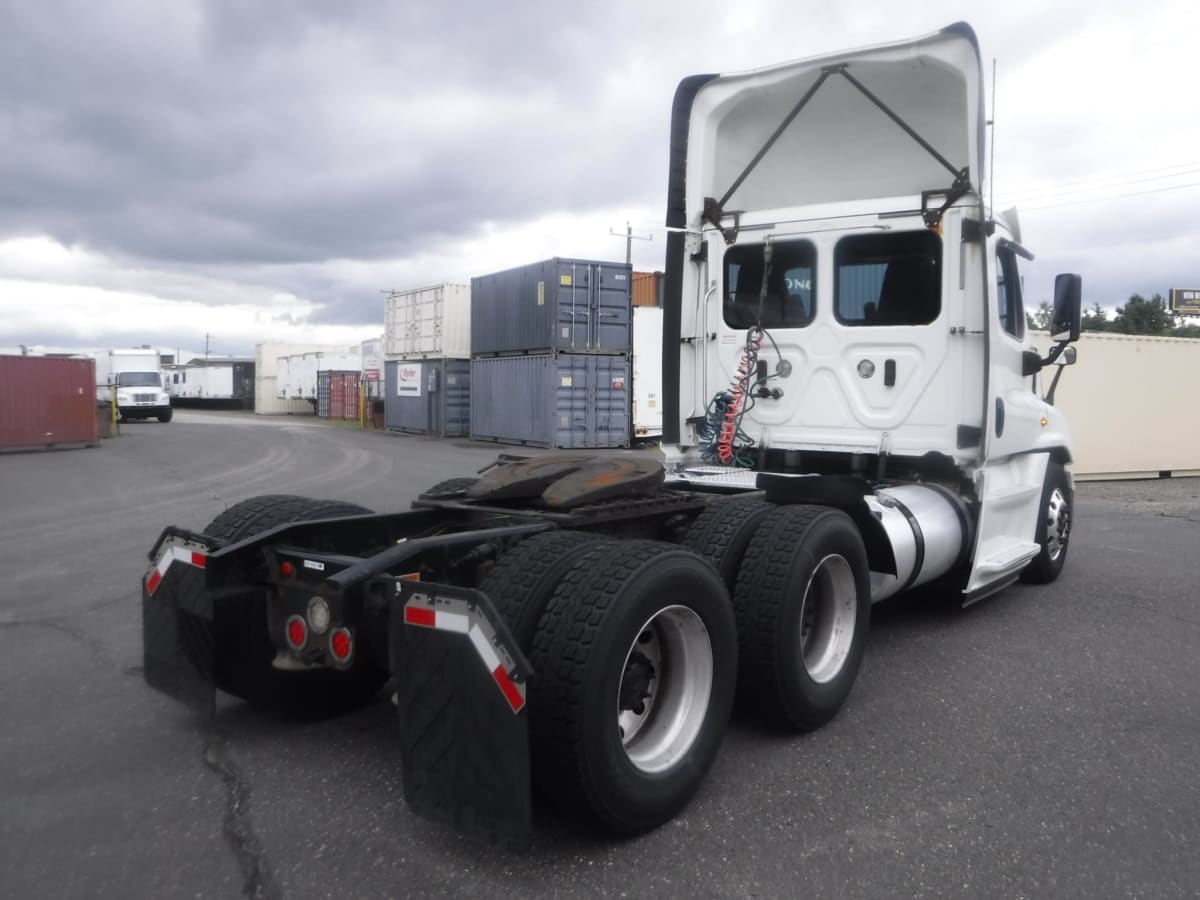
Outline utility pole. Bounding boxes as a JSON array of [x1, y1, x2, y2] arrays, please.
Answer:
[[205, 333, 211, 362], [609, 221, 653, 265]]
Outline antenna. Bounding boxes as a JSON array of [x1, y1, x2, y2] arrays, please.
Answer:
[[989, 58, 997, 218]]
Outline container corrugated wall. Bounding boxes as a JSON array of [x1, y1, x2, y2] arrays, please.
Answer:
[[384, 359, 470, 436], [632, 271, 661, 307], [0, 356, 99, 450], [317, 371, 360, 420], [471, 258, 632, 356], [470, 354, 629, 448]]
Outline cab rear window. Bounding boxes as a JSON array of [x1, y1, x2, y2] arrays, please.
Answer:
[[834, 231, 941, 326], [723, 240, 816, 329]]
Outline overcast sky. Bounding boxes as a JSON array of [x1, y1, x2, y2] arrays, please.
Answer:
[[2, 0, 1198, 359]]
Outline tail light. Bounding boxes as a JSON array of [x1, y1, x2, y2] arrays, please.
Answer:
[[330, 627, 353, 665], [285, 615, 308, 651]]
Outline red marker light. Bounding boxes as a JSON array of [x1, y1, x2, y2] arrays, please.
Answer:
[[285, 615, 308, 650], [330, 628, 353, 664], [280, 562, 295, 578]]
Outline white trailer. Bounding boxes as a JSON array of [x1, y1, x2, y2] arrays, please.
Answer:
[[632, 306, 663, 438], [277, 350, 362, 400]]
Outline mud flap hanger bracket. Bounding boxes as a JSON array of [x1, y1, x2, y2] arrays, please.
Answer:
[[702, 62, 973, 242]]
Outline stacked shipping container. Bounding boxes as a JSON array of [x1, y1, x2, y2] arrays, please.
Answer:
[[469, 258, 632, 448], [383, 284, 472, 436]]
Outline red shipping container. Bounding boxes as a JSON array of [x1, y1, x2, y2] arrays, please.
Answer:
[[0, 356, 99, 450]]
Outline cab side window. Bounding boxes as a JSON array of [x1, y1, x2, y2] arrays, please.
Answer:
[[996, 245, 1025, 339]]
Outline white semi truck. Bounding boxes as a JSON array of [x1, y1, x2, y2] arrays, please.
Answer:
[[95, 348, 172, 423], [141, 23, 1080, 847]]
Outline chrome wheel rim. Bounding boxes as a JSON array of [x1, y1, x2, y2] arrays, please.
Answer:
[[1046, 487, 1071, 561], [798, 554, 857, 684], [617, 605, 714, 774]]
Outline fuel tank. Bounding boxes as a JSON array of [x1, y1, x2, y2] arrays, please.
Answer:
[[864, 483, 971, 602]]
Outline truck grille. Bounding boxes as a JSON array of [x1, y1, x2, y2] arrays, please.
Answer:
[[134, 393, 156, 403]]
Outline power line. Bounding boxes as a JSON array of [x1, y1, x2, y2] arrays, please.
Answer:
[[996, 165, 1200, 207], [999, 157, 1200, 198], [1021, 178, 1200, 212]]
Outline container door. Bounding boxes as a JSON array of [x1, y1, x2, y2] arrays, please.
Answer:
[[589, 356, 630, 448], [555, 262, 591, 352], [593, 264, 632, 353]]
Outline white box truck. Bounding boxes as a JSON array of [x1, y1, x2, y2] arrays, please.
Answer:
[[95, 348, 171, 423]]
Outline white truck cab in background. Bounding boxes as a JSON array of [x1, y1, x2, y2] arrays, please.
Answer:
[[95, 348, 172, 423]]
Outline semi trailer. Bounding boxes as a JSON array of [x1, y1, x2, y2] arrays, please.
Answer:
[[142, 22, 1082, 847]]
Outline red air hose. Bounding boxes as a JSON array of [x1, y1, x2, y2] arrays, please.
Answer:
[[717, 329, 763, 464]]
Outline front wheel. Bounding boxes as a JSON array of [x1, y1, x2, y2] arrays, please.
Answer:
[[157, 408, 173, 423], [1021, 462, 1073, 584], [529, 541, 736, 834]]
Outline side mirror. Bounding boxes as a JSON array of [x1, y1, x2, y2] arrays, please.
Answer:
[[1051, 274, 1082, 342], [1055, 346, 1077, 366]]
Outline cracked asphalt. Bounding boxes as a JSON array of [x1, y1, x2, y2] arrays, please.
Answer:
[[1, 409, 1197, 899]]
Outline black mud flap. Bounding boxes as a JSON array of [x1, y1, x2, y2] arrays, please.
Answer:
[[142, 541, 217, 717], [390, 581, 533, 850]]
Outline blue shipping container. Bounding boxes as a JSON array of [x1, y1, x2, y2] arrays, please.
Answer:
[[469, 353, 629, 449], [384, 359, 470, 437], [471, 258, 632, 356]]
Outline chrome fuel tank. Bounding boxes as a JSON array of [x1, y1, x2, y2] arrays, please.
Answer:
[[865, 484, 970, 603]]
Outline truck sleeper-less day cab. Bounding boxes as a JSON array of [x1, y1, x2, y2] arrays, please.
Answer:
[[141, 23, 1081, 847]]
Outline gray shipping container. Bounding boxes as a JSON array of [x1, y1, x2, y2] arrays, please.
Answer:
[[471, 258, 632, 356], [384, 359, 471, 437], [470, 353, 629, 449]]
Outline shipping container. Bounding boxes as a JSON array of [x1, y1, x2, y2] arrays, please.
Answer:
[[254, 377, 314, 415], [383, 359, 471, 437], [470, 353, 629, 448], [632, 307, 663, 438], [316, 371, 360, 420], [384, 284, 471, 360], [0, 356, 99, 450], [471, 258, 632, 356], [632, 271, 662, 307]]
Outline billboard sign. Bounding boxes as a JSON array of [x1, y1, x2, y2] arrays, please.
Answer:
[[396, 362, 423, 397], [1169, 288, 1200, 316]]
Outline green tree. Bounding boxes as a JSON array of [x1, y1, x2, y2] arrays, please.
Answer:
[[1032, 301, 1052, 331], [1111, 294, 1173, 335], [1081, 301, 1109, 332]]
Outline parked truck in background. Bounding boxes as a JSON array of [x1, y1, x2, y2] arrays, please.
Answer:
[[140, 23, 1082, 847], [95, 348, 172, 423]]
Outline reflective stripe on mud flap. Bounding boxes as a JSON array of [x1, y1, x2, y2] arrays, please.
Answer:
[[404, 592, 527, 712], [145, 544, 207, 595]]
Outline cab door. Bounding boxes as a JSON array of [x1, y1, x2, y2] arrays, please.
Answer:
[[966, 238, 1048, 595]]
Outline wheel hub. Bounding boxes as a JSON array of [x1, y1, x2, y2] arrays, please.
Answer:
[[797, 554, 857, 684], [1046, 487, 1070, 561], [616, 606, 714, 774]]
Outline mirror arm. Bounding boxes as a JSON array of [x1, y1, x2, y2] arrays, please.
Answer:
[[1045, 362, 1067, 406]]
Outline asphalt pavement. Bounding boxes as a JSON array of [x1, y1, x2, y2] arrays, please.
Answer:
[[1, 410, 1197, 899]]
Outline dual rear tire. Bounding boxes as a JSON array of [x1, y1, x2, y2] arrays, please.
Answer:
[[483, 534, 736, 834]]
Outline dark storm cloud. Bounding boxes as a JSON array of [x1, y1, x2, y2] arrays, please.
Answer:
[[0, 1, 664, 279]]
